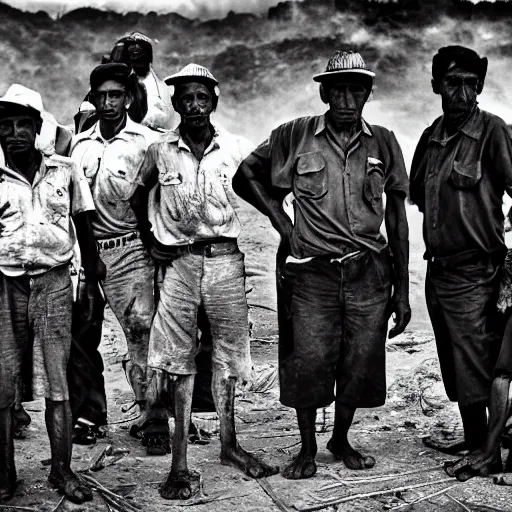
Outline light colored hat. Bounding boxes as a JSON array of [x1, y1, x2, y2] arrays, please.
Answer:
[[313, 51, 375, 82], [164, 63, 219, 86], [119, 31, 153, 45], [0, 84, 44, 116]]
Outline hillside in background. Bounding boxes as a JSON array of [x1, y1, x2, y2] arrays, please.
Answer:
[[1, 0, 512, 163]]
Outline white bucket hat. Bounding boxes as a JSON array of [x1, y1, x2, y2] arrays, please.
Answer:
[[313, 51, 375, 82], [0, 84, 45, 116]]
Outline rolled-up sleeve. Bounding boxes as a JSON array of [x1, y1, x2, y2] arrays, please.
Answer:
[[70, 161, 95, 215], [383, 130, 409, 196]]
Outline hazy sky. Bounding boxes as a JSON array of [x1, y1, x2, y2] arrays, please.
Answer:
[[4, 0, 299, 18]]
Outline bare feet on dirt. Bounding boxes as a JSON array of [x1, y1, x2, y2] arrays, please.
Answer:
[[282, 450, 317, 479], [444, 450, 503, 482], [159, 470, 200, 500], [48, 470, 93, 504], [327, 438, 376, 470], [221, 445, 279, 478]]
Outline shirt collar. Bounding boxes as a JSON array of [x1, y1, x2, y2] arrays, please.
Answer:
[[314, 114, 372, 137], [164, 122, 221, 153], [430, 107, 484, 144], [90, 116, 148, 143]]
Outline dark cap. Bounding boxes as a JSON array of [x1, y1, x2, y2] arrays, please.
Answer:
[[432, 45, 488, 83], [90, 63, 137, 91]]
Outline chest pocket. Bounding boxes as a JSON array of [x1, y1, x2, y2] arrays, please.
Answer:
[[106, 168, 136, 201], [294, 151, 328, 200], [363, 157, 385, 215], [40, 176, 70, 225], [449, 161, 482, 189]]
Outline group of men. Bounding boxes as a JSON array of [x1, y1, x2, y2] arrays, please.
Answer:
[[0, 36, 511, 505]]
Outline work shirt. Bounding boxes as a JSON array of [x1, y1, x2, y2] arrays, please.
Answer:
[[138, 124, 253, 245], [410, 108, 512, 257], [139, 67, 175, 131], [0, 154, 94, 275], [247, 115, 409, 258], [70, 117, 159, 239]]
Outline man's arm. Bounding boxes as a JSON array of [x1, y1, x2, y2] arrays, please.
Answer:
[[385, 191, 411, 338], [233, 153, 293, 242], [73, 211, 102, 281]]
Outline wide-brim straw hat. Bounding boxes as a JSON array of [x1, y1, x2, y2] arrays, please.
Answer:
[[313, 51, 375, 82]]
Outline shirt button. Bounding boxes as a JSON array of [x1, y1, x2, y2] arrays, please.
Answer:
[[433, 222, 437, 229]]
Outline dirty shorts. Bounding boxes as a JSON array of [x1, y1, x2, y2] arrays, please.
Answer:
[[280, 249, 392, 409], [148, 248, 251, 383], [0, 265, 73, 408]]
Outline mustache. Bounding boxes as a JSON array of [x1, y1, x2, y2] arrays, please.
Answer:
[[183, 113, 208, 120]]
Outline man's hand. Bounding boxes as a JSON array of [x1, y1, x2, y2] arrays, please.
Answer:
[[387, 292, 411, 339], [81, 280, 99, 323]]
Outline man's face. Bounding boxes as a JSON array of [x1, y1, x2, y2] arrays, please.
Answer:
[[324, 78, 368, 127], [126, 42, 151, 75], [92, 80, 129, 123], [0, 114, 38, 155], [174, 82, 214, 130], [438, 68, 480, 121]]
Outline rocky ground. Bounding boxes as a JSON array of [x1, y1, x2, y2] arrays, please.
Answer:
[[5, 202, 512, 512]]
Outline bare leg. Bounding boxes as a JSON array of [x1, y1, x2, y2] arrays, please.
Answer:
[[447, 376, 510, 481], [0, 407, 16, 501], [282, 408, 317, 479], [214, 374, 278, 478], [46, 400, 92, 504], [327, 402, 375, 470], [159, 375, 196, 500]]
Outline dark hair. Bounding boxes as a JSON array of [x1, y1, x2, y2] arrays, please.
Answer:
[[432, 45, 488, 83], [90, 63, 137, 92]]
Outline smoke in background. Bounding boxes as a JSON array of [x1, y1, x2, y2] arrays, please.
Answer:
[[5, 0, 300, 18]]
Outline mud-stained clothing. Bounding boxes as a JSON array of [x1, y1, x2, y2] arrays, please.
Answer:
[[410, 108, 512, 406], [0, 265, 73, 408], [138, 125, 253, 246], [140, 124, 253, 380], [236, 114, 407, 409], [70, 118, 159, 238], [0, 155, 94, 275], [70, 119, 158, 404], [494, 249, 512, 377], [250, 115, 409, 258], [281, 250, 391, 408]]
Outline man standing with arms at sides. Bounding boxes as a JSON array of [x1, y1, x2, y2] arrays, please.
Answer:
[[115, 32, 175, 131], [233, 51, 411, 479], [70, 63, 164, 451], [0, 84, 98, 503], [134, 63, 278, 499], [410, 46, 512, 476]]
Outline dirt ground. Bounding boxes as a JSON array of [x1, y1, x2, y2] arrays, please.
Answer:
[[5, 202, 512, 512]]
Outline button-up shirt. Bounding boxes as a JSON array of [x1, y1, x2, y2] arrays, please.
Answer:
[[410, 108, 512, 257], [138, 124, 253, 245], [70, 117, 159, 238], [247, 114, 409, 258], [0, 154, 95, 275]]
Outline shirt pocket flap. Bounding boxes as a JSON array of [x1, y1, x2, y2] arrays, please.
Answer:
[[296, 152, 325, 175], [450, 161, 482, 189]]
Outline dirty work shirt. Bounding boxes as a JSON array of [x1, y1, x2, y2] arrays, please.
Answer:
[[249, 115, 409, 258], [138, 124, 254, 244], [139, 124, 253, 381], [410, 108, 512, 258], [70, 117, 159, 238], [0, 154, 94, 275]]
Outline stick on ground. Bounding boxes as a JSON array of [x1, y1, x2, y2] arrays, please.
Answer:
[[257, 477, 293, 512]]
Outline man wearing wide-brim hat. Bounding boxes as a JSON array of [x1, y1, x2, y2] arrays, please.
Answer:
[[0, 84, 99, 503], [134, 63, 279, 499], [234, 51, 411, 478]]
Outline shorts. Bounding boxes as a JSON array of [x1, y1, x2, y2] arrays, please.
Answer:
[[0, 265, 73, 408]]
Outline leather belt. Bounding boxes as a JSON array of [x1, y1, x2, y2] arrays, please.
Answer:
[[97, 232, 139, 251], [424, 249, 505, 269], [169, 238, 239, 258]]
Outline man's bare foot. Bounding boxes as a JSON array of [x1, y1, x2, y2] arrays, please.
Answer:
[[159, 470, 200, 500], [282, 451, 317, 480], [327, 438, 375, 470], [221, 445, 279, 478], [48, 471, 93, 504], [444, 450, 503, 482]]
